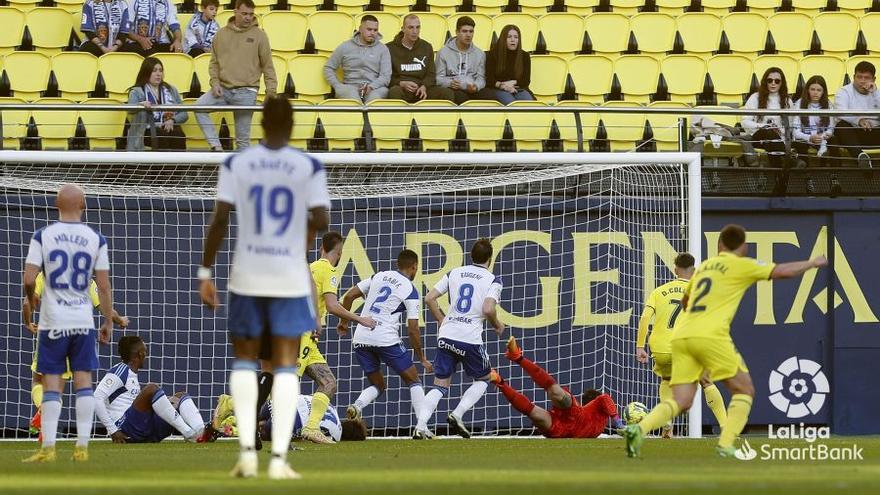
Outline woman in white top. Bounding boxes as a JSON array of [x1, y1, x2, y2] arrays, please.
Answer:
[[741, 67, 794, 166], [792, 75, 835, 165]]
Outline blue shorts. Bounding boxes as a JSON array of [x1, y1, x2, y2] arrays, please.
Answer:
[[433, 338, 492, 380], [119, 406, 175, 443], [228, 293, 316, 339], [354, 343, 414, 376], [37, 328, 98, 375]]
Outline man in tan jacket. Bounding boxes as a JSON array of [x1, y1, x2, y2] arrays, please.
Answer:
[[194, 0, 276, 151]]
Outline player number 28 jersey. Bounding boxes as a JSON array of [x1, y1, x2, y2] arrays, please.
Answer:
[[25, 222, 109, 330], [217, 145, 331, 298], [434, 265, 502, 345], [352, 270, 420, 347]]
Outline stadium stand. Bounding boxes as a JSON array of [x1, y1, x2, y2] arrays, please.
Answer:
[[0, 7, 26, 56]]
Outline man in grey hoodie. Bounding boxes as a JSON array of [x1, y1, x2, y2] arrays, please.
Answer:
[[435, 16, 486, 105], [323, 15, 391, 103], [834, 61, 880, 165]]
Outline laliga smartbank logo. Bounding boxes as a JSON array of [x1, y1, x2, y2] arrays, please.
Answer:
[[734, 424, 864, 462], [768, 356, 829, 418]]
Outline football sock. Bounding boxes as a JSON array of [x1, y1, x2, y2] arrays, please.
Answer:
[[353, 385, 381, 412], [270, 368, 300, 459], [74, 388, 95, 448], [230, 360, 259, 451], [639, 398, 681, 434], [304, 391, 331, 432], [409, 382, 427, 421], [496, 381, 535, 416], [417, 387, 446, 430], [452, 380, 489, 419], [32, 383, 43, 409], [256, 371, 273, 418], [517, 357, 556, 390], [151, 389, 195, 438], [177, 395, 206, 436], [718, 394, 752, 449], [703, 384, 727, 429], [659, 380, 673, 429], [41, 391, 61, 448]]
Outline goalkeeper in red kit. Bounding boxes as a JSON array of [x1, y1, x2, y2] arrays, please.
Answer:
[[491, 337, 625, 438]]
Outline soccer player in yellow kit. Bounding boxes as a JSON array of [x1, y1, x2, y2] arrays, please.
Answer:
[[636, 252, 727, 438], [625, 224, 826, 458]]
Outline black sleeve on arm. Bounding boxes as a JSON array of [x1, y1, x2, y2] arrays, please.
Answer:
[[485, 50, 497, 88]]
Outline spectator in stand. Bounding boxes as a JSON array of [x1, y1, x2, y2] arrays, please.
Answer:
[[436, 16, 486, 105], [323, 15, 391, 103], [182, 0, 220, 57], [833, 61, 880, 166], [387, 14, 454, 103], [80, 0, 130, 57], [122, 0, 183, 55], [126, 57, 188, 151], [791, 75, 835, 166], [741, 67, 793, 167], [194, 0, 276, 151], [479, 25, 534, 105]]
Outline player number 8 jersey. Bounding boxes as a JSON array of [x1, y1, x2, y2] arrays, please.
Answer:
[[434, 265, 502, 345]]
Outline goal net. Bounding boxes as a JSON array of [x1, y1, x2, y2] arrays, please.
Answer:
[[0, 151, 701, 438]]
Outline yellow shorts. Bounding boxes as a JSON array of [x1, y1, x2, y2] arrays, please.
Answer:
[[670, 337, 748, 385], [31, 340, 72, 380], [298, 333, 327, 378], [651, 352, 673, 380]]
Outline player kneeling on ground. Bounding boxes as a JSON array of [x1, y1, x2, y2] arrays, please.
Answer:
[[94, 335, 218, 443], [492, 337, 625, 438]]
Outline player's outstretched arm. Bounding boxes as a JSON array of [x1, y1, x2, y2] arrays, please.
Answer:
[[425, 288, 446, 325], [336, 285, 365, 336], [94, 270, 114, 344], [198, 201, 232, 309], [325, 293, 375, 329], [635, 306, 654, 364], [407, 318, 432, 373], [770, 256, 827, 280], [482, 299, 505, 338]]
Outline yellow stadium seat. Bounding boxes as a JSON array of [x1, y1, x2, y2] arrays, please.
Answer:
[[70, 8, 82, 38], [791, 0, 827, 13], [584, 13, 630, 59], [334, 0, 367, 14], [813, 12, 859, 56], [4, 51, 51, 101], [288, 54, 331, 103], [308, 11, 356, 53], [447, 13, 493, 51], [427, 0, 461, 16], [569, 55, 614, 103], [838, 0, 873, 13], [473, 0, 507, 14], [413, 13, 449, 51], [530, 55, 569, 103], [412, 99, 458, 151], [460, 100, 505, 151], [98, 53, 145, 101], [846, 56, 880, 81], [707, 54, 754, 104], [647, 101, 688, 151], [262, 11, 308, 53], [192, 53, 212, 95], [290, 99, 318, 149], [614, 55, 660, 103], [600, 101, 646, 151], [0, 7, 26, 55], [367, 99, 411, 151], [655, 0, 691, 15], [53, 0, 83, 13], [79, 98, 126, 149], [181, 97, 230, 150], [32, 97, 78, 149], [610, 0, 645, 16], [154, 53, 195, 96], [767, 13, 814, 56], [629, 13, 677, 59], [381, 0, 415, 14], [492, 14, 539, 52], [538, 14, 585, 58], [0, 97, 29, 149], [357, 12, 402, 39], [799, 55, 846, 91], [318, 99, 363, 150], [565, 0, 602, 16], [519, 0, 555, 15], [701, 0, 737, 15], [287, 0, 323, 11], [660, 55, 707, 104], [860, 13, 880, 54], [51, 52, 98, 102], [753, 55, 798, 89], [676, 13, 722, 59], [506, 100, 552, 151], [747, 0, 782, 16], [260, 55, 288, 96], [26, 7, 74, 55], [722, 13, 768, 55], [553, 100, 600, 150], [215, 9, 234, 27]]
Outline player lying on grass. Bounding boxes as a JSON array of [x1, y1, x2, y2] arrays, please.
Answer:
[[214, 393, 368, 442], [492, 336, 625, 438], [94, 335, 218, 443], [23, 272, 129, 439]]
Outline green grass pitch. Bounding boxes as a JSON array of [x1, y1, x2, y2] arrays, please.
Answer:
[[2, 436, 879, 495]]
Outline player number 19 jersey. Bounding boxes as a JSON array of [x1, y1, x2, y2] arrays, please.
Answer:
[[434, 265, 502, 345], [352, 270, 420, 347]]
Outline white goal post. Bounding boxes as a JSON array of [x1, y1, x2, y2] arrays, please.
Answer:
[[0, 151, 702, 438]]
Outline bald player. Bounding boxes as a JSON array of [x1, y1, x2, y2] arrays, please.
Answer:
[[22, 184, 115, 463]]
